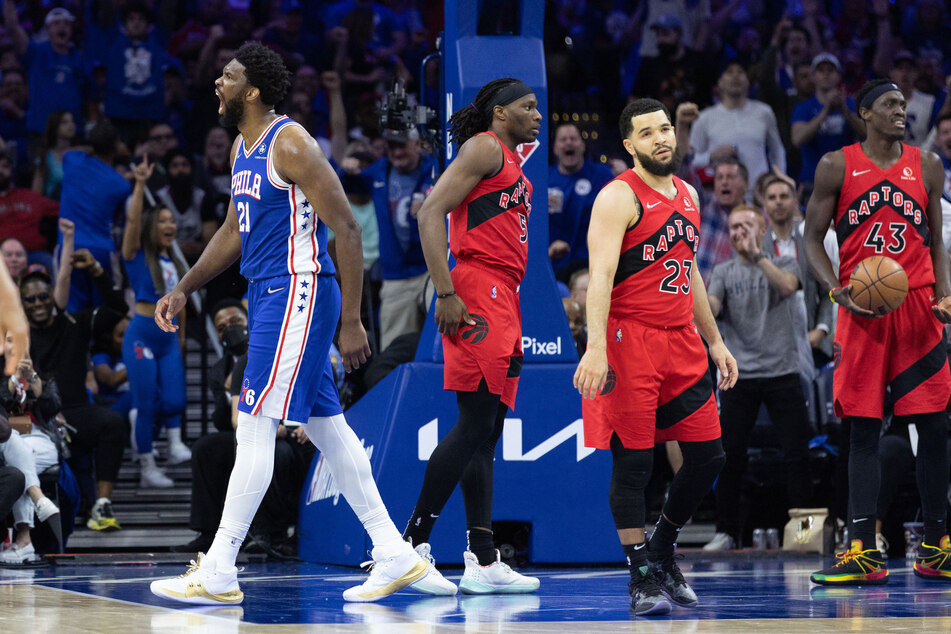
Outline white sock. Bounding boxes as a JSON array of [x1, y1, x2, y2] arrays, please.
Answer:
[[204, 411, 278, 571], [138, 452, 158, 470], [303, 414, 404, 554], [167, 426, 184, 447]]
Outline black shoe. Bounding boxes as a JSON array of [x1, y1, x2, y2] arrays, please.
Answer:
[[170, 533, 215, 553], [649, 551, 698, 607], [628, 565, 672, 616]]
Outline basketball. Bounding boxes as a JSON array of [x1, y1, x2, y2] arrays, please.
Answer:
[[848, 255, 908, 315]]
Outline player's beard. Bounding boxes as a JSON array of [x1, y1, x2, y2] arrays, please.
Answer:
[[219, 94, 245, 127], [635, 147, 682, 176]]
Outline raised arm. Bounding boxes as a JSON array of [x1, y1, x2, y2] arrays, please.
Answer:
[[274, 125, 369, 372], [156, 139, 243, 332], [0, 261, 27, 376], [53, 218, 75, 309], [121, 155, 154, 261], [573, 180, 636, 400], [416, 133, 502, 336], [3, 0, 28, 56]]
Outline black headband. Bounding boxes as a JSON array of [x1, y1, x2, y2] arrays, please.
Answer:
[[858, 82, 901, 111], [486, 81, 533, 113]]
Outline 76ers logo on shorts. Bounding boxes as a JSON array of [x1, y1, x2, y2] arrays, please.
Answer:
[[241, 377, 256, 407], [133, 341, 153, 360], [601, 366, 617, 395], [461, 313, 489, 344]]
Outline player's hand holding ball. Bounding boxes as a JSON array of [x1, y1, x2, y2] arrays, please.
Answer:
[[847, 255, 908, 317]]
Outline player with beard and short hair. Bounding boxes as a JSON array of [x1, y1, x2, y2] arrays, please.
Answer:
[[805, 78, 951, 585], [574, 98, 736, 615], [148, 41, 429, 605]]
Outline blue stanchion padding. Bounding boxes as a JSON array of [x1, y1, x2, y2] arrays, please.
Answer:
[[297, 361, 619, 565]]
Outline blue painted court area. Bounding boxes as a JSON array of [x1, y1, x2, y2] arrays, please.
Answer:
[[3, 553, 951, 631]]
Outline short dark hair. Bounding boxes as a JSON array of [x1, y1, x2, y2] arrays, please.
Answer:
[[938, 111, 951, 128], [619, 98, 671, 139], [712, 156, 749, 183], [855, 78, 895, 114], [234, 41, 291, 108], [211, 298, 248, 319], [164, 147, 192, 171], [88, 119, 119, 157], [764, 176, 796, 195]]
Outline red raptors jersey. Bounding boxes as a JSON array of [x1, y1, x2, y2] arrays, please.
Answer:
[[836, 143, 934, 289], [610, 171, 701, 327], [450, 131, 532, 284]]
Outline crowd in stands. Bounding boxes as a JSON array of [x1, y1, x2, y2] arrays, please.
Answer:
[[0, 0, 950, 563]]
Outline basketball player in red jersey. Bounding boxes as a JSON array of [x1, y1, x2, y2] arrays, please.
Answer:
[[574, 98, 737, 615], [399, 78, 541, 595], [805, 79, 951, 585]]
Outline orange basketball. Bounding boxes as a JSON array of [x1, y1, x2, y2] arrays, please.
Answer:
[[848, 255, 908, 315]]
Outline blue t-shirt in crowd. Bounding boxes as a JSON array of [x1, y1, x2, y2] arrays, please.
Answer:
[[791, 95, 856, 183], [23, 40, 86, 133], [104, 33, 178, 121], [125, 250, 178, 304], [354, 154, 436, 280], [58, 150, 133, 252], [548, 160, 613, 273]]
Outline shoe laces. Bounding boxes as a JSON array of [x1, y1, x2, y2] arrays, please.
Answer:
[[629, 567, 661, 595], [833, 545, 865, 566], [178, 558, 202, 579], [657, 553, 686, 584]]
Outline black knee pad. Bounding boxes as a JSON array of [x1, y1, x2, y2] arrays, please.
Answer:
[[608, 441, 653, 530], [680, 438, 726, 480]]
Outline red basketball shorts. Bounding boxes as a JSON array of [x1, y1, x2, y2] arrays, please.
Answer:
[[583, 315, 720, 450], [443, 262, 522, 409], [833, 285, 951, 419]]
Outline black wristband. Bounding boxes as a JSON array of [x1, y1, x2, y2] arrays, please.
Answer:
[[436, 290, 456, 299], [752, 252, 766, 263]]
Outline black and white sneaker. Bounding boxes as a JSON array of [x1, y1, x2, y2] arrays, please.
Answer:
[[649, 552, 698, 607], [628, 565, 671, 616]]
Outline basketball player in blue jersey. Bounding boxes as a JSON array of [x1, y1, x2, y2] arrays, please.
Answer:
[[148, 42, 431, 605]]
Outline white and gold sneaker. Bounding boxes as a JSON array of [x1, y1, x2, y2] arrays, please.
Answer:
[[343, 542, 429, 602], [150, 554, 244, 605], [459, 550, 540, 594]]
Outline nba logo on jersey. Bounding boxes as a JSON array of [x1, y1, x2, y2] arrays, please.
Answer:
[[616, 328, 622, 342], [258, 142, 266, 155], [491, 285, 497, 298]]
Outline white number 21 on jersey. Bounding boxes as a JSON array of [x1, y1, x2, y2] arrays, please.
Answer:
[[237, 201, 251, 233]]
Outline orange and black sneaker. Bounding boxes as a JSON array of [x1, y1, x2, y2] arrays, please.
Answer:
[[810, 539, 888, 586], [913, 535, 951, 581]]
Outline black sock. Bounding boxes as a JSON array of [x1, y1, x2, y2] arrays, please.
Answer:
[[622, 542, 649, 575], [850, 517, 875, 550], [648, 516, 681, 557], [925, 519, 947, 547], [403, 507, 438, 546], [467, 529, 496, 565]]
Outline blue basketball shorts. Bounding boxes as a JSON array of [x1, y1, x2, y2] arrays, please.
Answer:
[[238, 272, 342, 424]]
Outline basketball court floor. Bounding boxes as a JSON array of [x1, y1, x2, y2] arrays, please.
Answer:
[[2, 553, 950, 632]]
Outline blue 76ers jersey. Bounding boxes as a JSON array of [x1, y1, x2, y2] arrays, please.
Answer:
[[232, 115, 336, 281]]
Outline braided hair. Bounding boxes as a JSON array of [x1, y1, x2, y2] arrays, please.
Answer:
[[448, 78, 525, 148]]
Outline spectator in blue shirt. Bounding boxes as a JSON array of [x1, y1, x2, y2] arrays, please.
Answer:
[[340, 127, 436, 351], [57, 120, 132, 313], [4, 4, 87, 162], [548, 122, 613, 282], [99, 2, 180, 148], [790, 53, 864, 192]]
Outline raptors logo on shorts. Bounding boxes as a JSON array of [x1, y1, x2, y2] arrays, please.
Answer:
[[602, 366, 617, 395], [461, 313, 489, 344]]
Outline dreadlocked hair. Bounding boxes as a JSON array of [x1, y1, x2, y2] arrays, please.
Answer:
[[448, 78, 524, 148], [234, 41, 291, 108]]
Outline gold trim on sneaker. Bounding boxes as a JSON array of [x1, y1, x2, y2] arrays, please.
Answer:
[[352, 559, 428, 600], [158, 582, 244, 604]]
